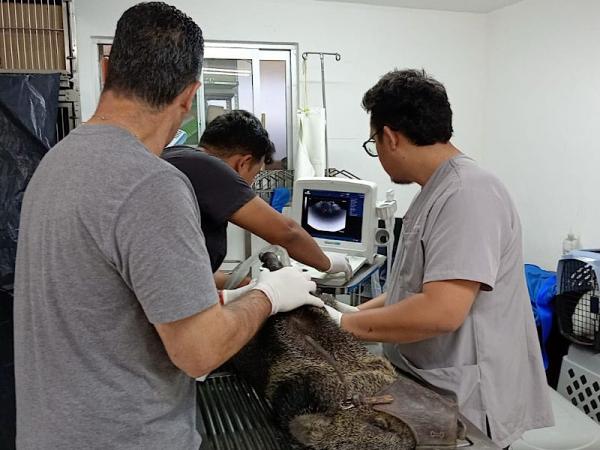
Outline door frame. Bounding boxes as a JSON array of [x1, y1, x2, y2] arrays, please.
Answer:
[[204, 41, 298, 168]]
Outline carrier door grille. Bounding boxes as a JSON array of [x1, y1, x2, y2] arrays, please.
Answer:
[[557, 259, 600, 348]]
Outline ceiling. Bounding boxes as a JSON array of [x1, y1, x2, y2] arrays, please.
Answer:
[[313, 0, 523, 13]]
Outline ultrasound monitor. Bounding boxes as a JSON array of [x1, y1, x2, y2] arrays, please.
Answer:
[[291, 178, 377, 263]]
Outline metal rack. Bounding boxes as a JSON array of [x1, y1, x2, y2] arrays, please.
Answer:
[[197, 373, 286, 450], [196, 371, 498, 450], [326, 167, 360, 179], [251, 167, 360, 208], [251, 169, 294, 203], [0, 0, 80, 140]]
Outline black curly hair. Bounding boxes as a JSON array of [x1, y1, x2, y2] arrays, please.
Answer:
[[200, 110, 275, 165], [362, 69, 453, 146], [104, 2, 204, 109]]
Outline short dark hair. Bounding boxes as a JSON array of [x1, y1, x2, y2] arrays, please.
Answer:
[[362, 69, 453, 146], [103, 2, 204, 109], [200, 110, 276, 165]]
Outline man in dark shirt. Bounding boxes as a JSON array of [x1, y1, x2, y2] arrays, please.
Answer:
[[162, 110, 350, 289], [162, 146, 255, 275]]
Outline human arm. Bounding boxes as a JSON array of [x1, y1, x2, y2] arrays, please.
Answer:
[[230, 196, 335, 273], [162, 151, 346, 276], [155, 266, 323, 377], [114, 170, 321, 377], [214, 271, 229, 290], [340, 279, 480, 343], [155, 291, 271, 377], [339, 183, 506, 341], [214, 270, 250, 290], [356, 293, 387, 310]]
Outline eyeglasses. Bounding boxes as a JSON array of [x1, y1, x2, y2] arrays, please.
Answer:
[[362, 130, 380, 157]]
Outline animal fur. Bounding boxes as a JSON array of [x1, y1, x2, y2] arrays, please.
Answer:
[[231, 294, 416, 450]]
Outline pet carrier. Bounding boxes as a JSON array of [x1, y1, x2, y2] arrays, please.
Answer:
[[555, 250, 600, 349], [556, 250, 600, 423]]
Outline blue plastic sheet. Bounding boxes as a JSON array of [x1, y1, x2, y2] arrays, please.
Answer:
[[0, 73, 60, 450]]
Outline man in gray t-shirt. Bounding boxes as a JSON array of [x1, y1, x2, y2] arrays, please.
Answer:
[[13, 4, 322, 449], [15, 124, 214, 449], [326, 70, 553, 448]]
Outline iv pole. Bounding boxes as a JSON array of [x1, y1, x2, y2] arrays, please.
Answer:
[[301, 51, 341, 173]]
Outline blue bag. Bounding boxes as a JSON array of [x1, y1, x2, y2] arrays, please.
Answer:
[[269, 188, 291, 213], [524, 264, 557, 369]]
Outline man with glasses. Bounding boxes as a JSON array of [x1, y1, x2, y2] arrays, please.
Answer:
[[326, 69, 553, 449]]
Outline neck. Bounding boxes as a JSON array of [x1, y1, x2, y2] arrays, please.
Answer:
[[203, 147, 237, 170], [87, 91, 176, 156], [410, 142, 462, 186]]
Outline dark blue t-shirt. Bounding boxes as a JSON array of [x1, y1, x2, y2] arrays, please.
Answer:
[[161, 146, 256, 272]]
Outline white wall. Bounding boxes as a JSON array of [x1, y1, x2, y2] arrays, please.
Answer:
[[485, 0, 600, 269], [74, 0, 487, 213]]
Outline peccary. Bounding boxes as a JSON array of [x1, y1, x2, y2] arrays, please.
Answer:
[[231, 292, 417, 450]]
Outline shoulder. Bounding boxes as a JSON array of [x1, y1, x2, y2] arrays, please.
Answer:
[[161, 146, 252, 199], [162, 146, 236, 174], [424, 157, 516, 228], [112, 165, 201, 233], [126, 166, 196, 206], [451, 157, 503, 186], [446, 157, 510, 203]]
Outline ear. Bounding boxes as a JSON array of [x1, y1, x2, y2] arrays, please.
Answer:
[[101, 57, 110, 83], [179, 81, 201, 113], [382, 126, 399, 151], [224, 154, 247, 174], [239, 154, 255, 170]]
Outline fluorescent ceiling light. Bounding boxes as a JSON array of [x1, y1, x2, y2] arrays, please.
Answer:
[[203, 68, 251, 77]]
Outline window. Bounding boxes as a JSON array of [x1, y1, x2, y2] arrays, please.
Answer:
[[95, 41, 298, 167]]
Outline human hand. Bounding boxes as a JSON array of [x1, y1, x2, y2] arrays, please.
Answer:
[[324, 305, 343, 326], [324, 301, 358, 326], [254, 267, 323, 315], [326, 253, 352, 280]]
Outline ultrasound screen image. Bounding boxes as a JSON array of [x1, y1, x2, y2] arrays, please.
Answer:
[[307, 200, 348, 232], [301, 189, 364, 242]]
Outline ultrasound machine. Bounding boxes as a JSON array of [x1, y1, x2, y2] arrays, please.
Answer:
[[290, 177, 379, 287]]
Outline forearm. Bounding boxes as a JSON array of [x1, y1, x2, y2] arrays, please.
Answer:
[[357, 293, 387, 310], [215, 290, 272, 361], [214, 271, 251, 290], [231, 198, 331, 271], [157, 291, 271, 377], [274, 226, 330, 272], [341, 293, 454, 343], [214, 271, 228, 290]]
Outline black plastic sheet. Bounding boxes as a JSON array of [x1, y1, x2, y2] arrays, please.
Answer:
[[0, 73, 60, 290], [0, 73, 59, 450], [0, 288, 15, 450]]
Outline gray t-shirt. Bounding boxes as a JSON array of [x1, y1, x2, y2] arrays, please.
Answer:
[[13, 125, 217, 449], [383, 155, 554, 447]]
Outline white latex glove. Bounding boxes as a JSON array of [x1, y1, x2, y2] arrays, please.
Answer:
[[333, 300, 359, 313], [324, 301, 359, 326], [219, 280, 257, 305], [326, 253, 352, 280], [254, 266, 323, 315], [324, 305, 343, 326]]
